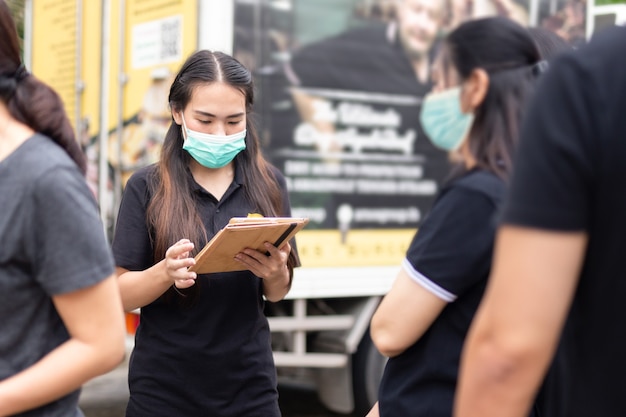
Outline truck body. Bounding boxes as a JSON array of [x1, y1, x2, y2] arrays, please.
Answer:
[[24, 0, 622, 414]]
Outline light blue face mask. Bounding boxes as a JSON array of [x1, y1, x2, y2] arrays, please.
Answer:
[[180, 115, 247, 169], [419, 86, 474, 152]]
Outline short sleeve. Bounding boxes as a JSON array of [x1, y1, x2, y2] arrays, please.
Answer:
[[404, 186, 499, 301], [502, 52, 595, 231], [32, 166, 114, 295], [112, 170, 154, 270]]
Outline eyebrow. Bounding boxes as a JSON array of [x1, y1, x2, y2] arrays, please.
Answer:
[[193, 110, 245, 119]]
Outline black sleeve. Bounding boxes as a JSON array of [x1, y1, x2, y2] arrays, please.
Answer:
[[32, 166, 114, 294], [112, 169, 155, 270], [404, 186, 499, 300], [502, 51, 596, 231]]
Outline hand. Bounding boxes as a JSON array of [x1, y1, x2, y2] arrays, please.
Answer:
[[235, 241, 291, 283], [164, 239, 197, 289]]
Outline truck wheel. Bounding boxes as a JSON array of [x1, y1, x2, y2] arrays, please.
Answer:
[[352, 330, 387, 415]]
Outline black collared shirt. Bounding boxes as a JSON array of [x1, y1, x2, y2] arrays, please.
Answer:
[[502, 26, 626, 417], [112, 161, 292, 416], [378, 169, 507, 417]]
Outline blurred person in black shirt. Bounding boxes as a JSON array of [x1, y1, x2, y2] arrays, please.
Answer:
[[455, 25, 626, 417]]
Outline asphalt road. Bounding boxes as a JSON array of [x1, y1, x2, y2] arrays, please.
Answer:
[[79, 358, 352, 417]]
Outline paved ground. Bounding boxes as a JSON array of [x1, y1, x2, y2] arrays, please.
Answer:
[[79, 363, 129, 417], [79, 352, 348, 417]]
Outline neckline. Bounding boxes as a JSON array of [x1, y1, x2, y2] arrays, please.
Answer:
[[0, 133, 38, 167]]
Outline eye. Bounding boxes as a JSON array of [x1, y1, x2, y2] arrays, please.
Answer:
[[228, 120, 244, 125], [197, 119, 211, 125]]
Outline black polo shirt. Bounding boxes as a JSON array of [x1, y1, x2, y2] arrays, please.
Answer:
[[378, 169, 507, 417], [502, 26, 626, 417], [112, 161, 292, 416]]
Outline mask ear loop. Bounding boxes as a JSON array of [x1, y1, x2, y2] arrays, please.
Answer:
[[179, 112, 189, 141]]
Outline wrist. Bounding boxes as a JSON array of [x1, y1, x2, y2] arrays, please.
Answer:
[[263, 266, 290, 291]]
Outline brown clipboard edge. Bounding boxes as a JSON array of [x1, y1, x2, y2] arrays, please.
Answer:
[[188, 217, 308, 274]]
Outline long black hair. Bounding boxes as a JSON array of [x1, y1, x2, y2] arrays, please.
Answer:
[[442, 17, 541, 180], [147, 50, 297, 274]]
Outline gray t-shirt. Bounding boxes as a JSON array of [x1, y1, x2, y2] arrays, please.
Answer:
[[0, 134, 115, 416]]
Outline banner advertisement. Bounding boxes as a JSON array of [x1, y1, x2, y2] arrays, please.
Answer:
[[233, 0, 587, 268]]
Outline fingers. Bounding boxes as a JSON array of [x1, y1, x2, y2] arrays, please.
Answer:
[[235, 241, 290, 280], [165, 239, 197, 288], [174, 278, 197, 289], [166, 239, 195, 259], [273, 241, 292, 257]]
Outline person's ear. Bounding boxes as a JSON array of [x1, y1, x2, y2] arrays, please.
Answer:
[[171, 108, 183, 125], [460, 68, 489, 113]]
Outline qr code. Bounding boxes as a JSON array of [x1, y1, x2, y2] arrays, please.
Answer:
[[160, 18, 180, 61]]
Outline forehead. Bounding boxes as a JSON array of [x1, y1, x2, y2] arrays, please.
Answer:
[[398, 0, 446, 16], [188, 82, 246, 113]]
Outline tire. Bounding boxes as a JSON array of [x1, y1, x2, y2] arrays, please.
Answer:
[[352, 330, 387, 415]]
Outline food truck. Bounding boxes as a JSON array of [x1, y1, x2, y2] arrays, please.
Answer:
[[24, 0, 622, 413]]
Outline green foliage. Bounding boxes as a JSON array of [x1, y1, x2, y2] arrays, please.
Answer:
[[6, 0, 25, 56], [595, 0, 626, 5]]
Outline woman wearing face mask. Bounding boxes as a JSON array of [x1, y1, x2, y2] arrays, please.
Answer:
[[112, 50, 299, 416], [367, 17, 545, 417]]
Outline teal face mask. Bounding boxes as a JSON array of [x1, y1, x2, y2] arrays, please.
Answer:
[[419, 86, 474, 152], [181, 116, 246, 169]]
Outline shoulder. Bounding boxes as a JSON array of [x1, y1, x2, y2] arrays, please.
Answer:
[[118, 165, 160, 213], [267, 163, 288, 191], [443, 170, 506, 206], [585, 25, 626, 63], [16, 135, 92, 201], [125, 164, 158, 192], [546, 26, 626, 97], [267, 163, 285, 181], [582, 26, 626, 112], [417, 170, 504, 234], [19, 134, 79, 177]]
